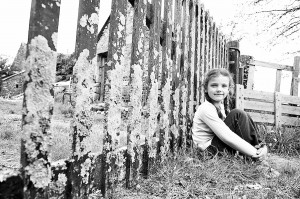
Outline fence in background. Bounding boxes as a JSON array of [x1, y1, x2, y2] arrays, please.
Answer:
[[236, 56, 300, 128], [0, 0, 238, 198]]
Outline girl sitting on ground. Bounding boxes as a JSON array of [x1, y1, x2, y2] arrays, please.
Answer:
[[192, 68, 267, 161]]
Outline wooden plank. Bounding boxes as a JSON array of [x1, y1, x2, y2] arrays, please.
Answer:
[[189, 0, 197, 120], [216, 27, 220, 68], [71, 0, 101, 197], [195, 2, 202, 105], [204, 10, 209, 74], [225, 39, 229, 68], [159, 0, 173, 160], [249, 60, 294, 71], [171, 0, 183, 152], [199, 4, 206, 103], [220, 34, 224, 68], [188, 0, 197, 148], [242, 89, 274, 102], [244, 100, 274, 113], [281, 94, 300, 105], [127, 0, 147, 187], [246, 65, 255, 90], [211, 22, 216, 69], [281, 115, 300, 126], [275, 69, 282, 92], [21, 0, 60, 197], [180, 0, 190, 149], [235, 84, 244, 110], [103, 0, 128, 196], [246, 112, 275, 124], [282, 104, 300, 116], [291, 56, 300, 96], [274, 92, 282, 128], [208, 17, 213, 70], [147, 0, 162, 159]]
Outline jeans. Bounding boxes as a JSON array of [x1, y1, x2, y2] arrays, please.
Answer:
[[207, 109, 261, 156]]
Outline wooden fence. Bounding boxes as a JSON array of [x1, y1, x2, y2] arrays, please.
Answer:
[[0, 0, 237, 198], [236, 56, 300, 128]]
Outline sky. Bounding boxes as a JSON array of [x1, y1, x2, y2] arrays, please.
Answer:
[[0, 0, 111, 60], [0, 0, 298, 94]]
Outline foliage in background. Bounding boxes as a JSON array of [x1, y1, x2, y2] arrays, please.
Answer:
[[223, 0, 300, 59], [56, 53, 76, 82]]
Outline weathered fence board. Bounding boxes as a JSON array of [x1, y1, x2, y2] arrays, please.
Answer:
[[1, 0, 231, 198], [291, 56, 300, 96], [147, 0, 162, 165], [69, 0, 100, 198], [247, 112, 275, 124], [102, 0, 129, 196], [159, 0, 173, 160], [127, 0, 148, 188], [236, 84, 300, 128], [244, 100, 274, 112], [171, 0, 183, 152], [21, 0, 61, 198]]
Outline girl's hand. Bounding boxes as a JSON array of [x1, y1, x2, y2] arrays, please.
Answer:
[[252, 145, 268, 161]]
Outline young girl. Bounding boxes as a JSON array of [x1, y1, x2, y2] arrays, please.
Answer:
[[192, 68, 267, 160]]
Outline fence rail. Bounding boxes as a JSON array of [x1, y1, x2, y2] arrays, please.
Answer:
[[0, 0, 235, 198], [236, 84, 300, 128], [237, 56, 300, 128]]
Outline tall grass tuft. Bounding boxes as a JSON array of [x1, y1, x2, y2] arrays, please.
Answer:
[[257, 124, 300, 157]]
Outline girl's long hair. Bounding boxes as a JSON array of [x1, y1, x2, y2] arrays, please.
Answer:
[[203, 68, 234, 118]]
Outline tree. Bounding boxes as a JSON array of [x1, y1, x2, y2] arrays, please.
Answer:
[[0, 56, 9, 71], [222, 0, 300, 59], [56, 53, 76, 82], [0, 55, 11, 93]]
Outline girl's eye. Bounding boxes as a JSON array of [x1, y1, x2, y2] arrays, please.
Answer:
[[222, 84, 228, 88]]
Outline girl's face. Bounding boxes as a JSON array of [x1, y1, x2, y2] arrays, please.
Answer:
[[206, 75, 230, 105]]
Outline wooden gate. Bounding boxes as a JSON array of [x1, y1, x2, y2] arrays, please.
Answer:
[[236, 56, 300, 128], [0, 0, 237, 198]]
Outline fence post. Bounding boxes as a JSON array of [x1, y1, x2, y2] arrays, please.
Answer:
[[127, 0, 147, 188], [228, 41, 241, 85], [69, 0, 100, 198], [171, 0, 183, 152], [102, 0, 128, 196], [21, 0, 60, 198], [291, 56, 300, 96], [240, 55, 254, 89], [274, 92, 282, 128], [159, 0, 173, 160]]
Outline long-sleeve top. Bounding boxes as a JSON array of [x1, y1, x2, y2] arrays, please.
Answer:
[[192, 101, 257, 157]]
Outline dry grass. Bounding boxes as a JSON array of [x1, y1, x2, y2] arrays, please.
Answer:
[[113, 150, 300, 199], [0, 96, 105, 168], [1, 97, 300, 198]]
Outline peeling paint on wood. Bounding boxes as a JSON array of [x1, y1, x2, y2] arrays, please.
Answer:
[[147, 0, 162, 160], [74, 0, 100, 60], [1, 0, 231, 198], [126, 0, 148, 187], [21, 0, 61, 198]]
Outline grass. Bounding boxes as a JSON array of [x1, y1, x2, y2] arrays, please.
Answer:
[[112, 150, 300, 198], [0, 94, 104, 168], [1, 96, 300, 198]]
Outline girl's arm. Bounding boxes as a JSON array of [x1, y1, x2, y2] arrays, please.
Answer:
[[200, 106, 257, 157]]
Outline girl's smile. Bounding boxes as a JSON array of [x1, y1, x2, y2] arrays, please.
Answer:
[[205, 75, 230, 106]]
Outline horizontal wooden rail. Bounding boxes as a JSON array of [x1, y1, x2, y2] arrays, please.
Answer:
[[248, 60, 294, 71], [236, 84, 300, 128]]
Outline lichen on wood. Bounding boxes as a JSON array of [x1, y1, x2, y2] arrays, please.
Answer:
[[22, 35, 57, 191]]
